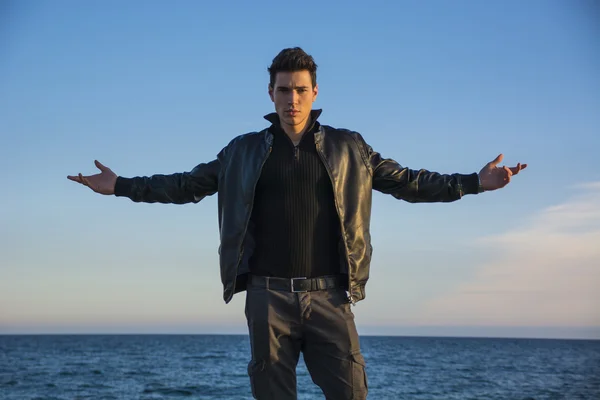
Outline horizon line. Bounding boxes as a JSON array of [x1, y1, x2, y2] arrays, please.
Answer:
[[2, 332, 599, 341]]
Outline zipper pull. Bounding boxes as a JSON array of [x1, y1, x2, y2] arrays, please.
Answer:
[[347, 293, 356, 306]]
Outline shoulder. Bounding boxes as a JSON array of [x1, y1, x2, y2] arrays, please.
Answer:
[[320, 124, 372, 168], [220, 128, 267, 150], [228, 129, 268, 146], [321, 124, 369, 147]]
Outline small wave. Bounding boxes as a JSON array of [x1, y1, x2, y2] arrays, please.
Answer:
[[58, 370, 77, 376], [124, 370, 156, 377], [65, 362, 88, 367], [142, 387, 197, 396], [31, 397, 64, 400], [79, 383, 113, 389], [1, 379, 18, 386], [141, 384, 209, 397], [91, 369, 103, 375], [182, 354, 226, 361], [27, 371, 49, 377]]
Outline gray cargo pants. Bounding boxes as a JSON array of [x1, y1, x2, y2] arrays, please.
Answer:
[[245, 276, 368, 400]]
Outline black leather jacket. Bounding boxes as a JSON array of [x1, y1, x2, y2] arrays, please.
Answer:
[[115, 110, 480, 303]]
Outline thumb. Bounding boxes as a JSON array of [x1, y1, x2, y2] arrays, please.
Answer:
[[489, 154, 503, 167], [95, 160, 108, 172]]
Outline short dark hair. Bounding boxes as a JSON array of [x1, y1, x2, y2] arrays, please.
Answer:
[[268, 47, 318, 89]]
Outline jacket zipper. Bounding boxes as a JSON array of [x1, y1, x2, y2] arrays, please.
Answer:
[[315, 130, 355, 305], [230, 132, 273, 302]]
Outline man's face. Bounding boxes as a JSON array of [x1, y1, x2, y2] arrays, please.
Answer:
[[269, 70, 318, 131]]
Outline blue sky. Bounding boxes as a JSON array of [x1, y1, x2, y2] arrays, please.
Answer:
[[1, 0, 598, 338]]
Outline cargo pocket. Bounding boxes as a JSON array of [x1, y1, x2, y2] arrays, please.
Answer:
[[350, 351, 368, 400], [247, 359, 266, 399]]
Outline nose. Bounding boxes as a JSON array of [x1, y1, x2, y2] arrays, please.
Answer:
[[288, 90, 299, 106]]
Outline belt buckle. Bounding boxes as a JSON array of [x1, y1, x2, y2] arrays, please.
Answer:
[[291, 277, 308, 293]]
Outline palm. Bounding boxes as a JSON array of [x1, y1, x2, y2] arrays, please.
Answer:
[[479, 154, 527, 191], [67, 160, 117, 195]]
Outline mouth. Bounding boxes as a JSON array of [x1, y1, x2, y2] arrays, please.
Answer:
[[285, 109, 299, 116]]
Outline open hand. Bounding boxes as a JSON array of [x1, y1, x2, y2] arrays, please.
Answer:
[[67, 160, 117, 195], [478, 154, 527, 191]]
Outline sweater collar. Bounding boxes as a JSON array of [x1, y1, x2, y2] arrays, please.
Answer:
[[263, 109, 323, 127]]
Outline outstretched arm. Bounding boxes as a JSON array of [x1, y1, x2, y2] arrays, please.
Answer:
[[68, 159, 220, 204], [364, 141, 526, 202]]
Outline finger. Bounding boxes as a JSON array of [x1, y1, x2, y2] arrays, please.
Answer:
[[68, 174, 87, 185], [95, 160, 108, 172], [489, 154, 503, 167], [503, 167, 512, 186], [511, 162, 529, 174], [79, 173, 91, 188], [509, 163, 522, 175]]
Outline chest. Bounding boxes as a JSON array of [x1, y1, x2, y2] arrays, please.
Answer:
[[256, 134, 331, 192]]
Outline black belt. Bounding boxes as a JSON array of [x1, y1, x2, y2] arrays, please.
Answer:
[[249, 275, 345, 293]]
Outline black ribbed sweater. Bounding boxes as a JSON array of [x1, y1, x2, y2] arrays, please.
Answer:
[[248, 121, 342, 278]]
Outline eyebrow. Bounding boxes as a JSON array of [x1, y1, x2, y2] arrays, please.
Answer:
[[276, 85, 310, 90]]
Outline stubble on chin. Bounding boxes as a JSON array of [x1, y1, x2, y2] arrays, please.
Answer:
[[292, 114, 309, 127]]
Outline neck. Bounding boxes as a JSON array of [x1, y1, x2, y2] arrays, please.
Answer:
[[282, 117, 312, 142]]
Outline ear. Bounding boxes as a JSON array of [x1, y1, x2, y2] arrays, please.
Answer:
[[268, 85, 274, 102], [312, 84, 319, 102]]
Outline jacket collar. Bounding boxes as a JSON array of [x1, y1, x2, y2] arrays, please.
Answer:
[[263, 109, 323, 126]]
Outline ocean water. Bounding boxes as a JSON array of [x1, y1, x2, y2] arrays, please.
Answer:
[[0, 335, 598, 400]]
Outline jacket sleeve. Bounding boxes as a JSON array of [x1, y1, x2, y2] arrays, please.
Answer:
[[113, 159, 220, 204], [358, 135, 480, 203]]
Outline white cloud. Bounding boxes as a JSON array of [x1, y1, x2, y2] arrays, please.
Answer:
[[418, 182, 600, 327]]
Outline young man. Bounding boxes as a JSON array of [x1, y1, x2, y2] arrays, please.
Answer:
[[68, 47, 526, 400]]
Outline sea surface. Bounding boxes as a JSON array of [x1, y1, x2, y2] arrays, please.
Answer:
[[0, 335, 599, 400]]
